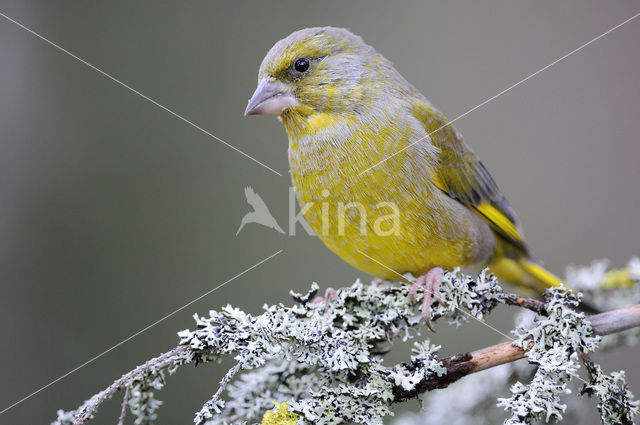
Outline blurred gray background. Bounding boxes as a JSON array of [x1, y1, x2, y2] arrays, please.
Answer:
[[0, 1, 638, 424]]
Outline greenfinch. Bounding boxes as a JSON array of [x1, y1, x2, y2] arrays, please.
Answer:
[[245, 27, 561, 322]]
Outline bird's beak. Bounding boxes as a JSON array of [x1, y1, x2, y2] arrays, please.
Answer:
[[244, 80, 299, 116]]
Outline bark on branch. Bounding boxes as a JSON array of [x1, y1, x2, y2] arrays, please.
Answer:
[[392, 304, 640, 401]]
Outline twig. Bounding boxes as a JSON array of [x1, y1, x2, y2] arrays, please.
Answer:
[[196, 361, 243, 425], [117, 385, 130, 425], [579, 351, 598, 381], [72, 345, 188, 425], [392, 304, 640, 401], [501, 293, 545, 313]]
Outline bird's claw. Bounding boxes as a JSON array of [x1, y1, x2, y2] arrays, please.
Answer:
[[409, 267, 444, 332]]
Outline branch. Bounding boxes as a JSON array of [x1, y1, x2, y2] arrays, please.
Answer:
[[53, 259, 640, 425], [501, 293, 545, 313], [392, 304, 640, 401], [116, 386, 130, 425], [195, 361, 243, 425], [71, 346, 187, 425], [588, 304, 640, 336]]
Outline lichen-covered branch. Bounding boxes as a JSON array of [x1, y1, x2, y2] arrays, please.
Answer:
[[580, 353, 638, 425], [116, 385, 130, 425], [52, 258, 640, 425], [65, 345, 187, 425], [195, 361, 243, 425], [391, 303, 640, 402]]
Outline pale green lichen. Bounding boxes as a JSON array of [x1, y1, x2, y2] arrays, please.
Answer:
[[178, 270, 504, 424], [498, 287, 597, 423], [497, 285, 639, 425], [581, 366, 639, 425], [52, 260, 639, 425], [127, 369, 165, 424], [387, 340, 446, 392], [394, 271, 640, 425]]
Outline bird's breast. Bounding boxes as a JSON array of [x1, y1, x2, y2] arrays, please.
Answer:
[[283, 111, 494, 278]]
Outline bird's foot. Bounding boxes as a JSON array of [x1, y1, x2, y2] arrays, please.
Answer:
[[409, 267, 444, 332], [313, 287, 338, 310]]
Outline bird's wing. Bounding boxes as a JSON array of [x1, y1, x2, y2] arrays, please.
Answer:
[[412, 101, 530, 258]]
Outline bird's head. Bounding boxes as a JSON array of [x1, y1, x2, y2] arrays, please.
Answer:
[[245, 27, 400, 118]]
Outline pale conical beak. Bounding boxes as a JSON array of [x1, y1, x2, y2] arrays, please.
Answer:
[[244, 80, 299, 116]]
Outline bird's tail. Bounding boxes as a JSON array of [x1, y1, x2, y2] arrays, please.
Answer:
[[488, 257, 562, 296]]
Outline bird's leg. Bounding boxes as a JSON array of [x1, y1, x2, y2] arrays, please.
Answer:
[[323, 287, 338, 301], [409, 267, 444, 332]]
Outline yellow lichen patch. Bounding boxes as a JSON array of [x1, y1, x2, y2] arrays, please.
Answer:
[[601, 268, 635, 289], [260, 402, 299, 425]]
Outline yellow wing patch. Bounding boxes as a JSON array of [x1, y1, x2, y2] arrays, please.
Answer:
[[429, 170, 447, 194], [429, 172, 525, 250], [473, 202, 523, 246]]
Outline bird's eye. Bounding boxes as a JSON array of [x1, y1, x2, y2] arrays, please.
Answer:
[[293, 57, 310, 73]]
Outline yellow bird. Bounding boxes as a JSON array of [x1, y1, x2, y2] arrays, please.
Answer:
[[245, 27, 561, 324]]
